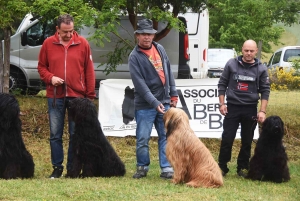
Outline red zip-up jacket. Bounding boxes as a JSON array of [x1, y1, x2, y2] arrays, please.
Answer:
[[38, 31, 96, 99]]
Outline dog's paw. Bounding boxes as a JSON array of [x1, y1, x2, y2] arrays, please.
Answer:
[[171, 179, 179, 184], [65, 172, 79, 178], [186, 181, 199, 188]]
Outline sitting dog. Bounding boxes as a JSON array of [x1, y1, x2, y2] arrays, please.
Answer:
[[0, 93, 34, 179], [247, 115, 290, 183], [163, 107, 223, 188], [66, 98, 126, 178]]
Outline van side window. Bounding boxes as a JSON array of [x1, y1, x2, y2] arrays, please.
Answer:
[[26, 21, 55, 46], [267, 54, 274, 66], [283, 49, 300, 62], [26, 23, 43, 46], [272, 51, 282, 65]]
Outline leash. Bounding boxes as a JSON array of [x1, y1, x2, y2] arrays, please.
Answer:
[[251, 116, 259, 144], [52, 82, 86, 108]]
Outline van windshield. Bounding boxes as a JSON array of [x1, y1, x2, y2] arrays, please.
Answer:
[[283, 49, 300, 62]]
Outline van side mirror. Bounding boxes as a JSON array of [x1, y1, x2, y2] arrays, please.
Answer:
[[21, 31, 28, 46]]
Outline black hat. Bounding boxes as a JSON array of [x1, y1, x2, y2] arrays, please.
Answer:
[[134, 19, 157, 34]]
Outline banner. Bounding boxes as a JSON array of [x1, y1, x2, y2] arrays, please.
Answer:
[[98, 79, 259, 139]]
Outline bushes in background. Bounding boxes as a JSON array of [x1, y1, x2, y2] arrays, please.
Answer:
[[268, 60, 300, 90]]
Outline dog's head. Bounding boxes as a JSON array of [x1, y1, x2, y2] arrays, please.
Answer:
[[261, 115, 284, 139], [0, 93, 20, 130], [163, 107, 190, 138], [68, 98, 97, 123]]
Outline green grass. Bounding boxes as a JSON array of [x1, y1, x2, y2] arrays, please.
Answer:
[[1, 163, 299, 201], [1, 91, 300, 200]]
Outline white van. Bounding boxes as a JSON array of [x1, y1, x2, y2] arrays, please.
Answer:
[[179, 9, 209, 78], [6, 13, 191, 92], [267, 46, 300, 69]]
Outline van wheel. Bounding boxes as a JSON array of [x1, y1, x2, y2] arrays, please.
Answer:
[[9, 67, 27, 93]]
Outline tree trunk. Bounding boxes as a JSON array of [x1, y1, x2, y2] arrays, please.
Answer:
[[3, 28, 11, 94], [0, 40, 3, 93], [257, 40, 262, 61]]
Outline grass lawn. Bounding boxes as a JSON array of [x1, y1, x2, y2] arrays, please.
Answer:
[[0, 160, 299, 201], [1, 91, 300, 200]]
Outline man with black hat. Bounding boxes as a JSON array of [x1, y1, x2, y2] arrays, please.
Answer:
[[128, 19, 178, 179]]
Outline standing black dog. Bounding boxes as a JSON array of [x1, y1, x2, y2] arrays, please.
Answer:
[[66, 98, 126, 178], [0, 93, 34, 179], [247, 115, 290, 183]]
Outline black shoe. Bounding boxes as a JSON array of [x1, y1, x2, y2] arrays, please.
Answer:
[[132, 166, 147, 179], [237, 169, 248, 178], [219, 164, 229, 177], [221, 170, 227, 177], [160, 172, 173, 179], [49, 166, 63, 179]]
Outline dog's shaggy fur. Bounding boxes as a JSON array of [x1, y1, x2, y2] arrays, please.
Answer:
[[66, 98, 126, 178], [163, 107, 223, 188], [0, 93, 34, 179], [247, 115, 290, 183]]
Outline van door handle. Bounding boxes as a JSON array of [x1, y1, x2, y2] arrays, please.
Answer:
[[194, 44, 198, 48]]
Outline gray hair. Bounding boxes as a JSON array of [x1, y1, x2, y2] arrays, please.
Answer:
[[57, 14, 74, 28]]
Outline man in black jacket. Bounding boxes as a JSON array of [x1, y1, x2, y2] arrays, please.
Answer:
[[217, 39, 270, 177]]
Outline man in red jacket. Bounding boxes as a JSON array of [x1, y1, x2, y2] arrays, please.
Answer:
[[38, 14, 96, 178]]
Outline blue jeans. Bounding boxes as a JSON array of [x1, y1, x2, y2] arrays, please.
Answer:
[[48, 98, 75, 171], [135, 104, 173, 173]]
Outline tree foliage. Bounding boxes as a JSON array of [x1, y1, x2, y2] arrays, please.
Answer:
[[207, 0, 300, 54], [86, 0, 206, 40], [31, 0, 98, 29], [0, 0, 29, 93]]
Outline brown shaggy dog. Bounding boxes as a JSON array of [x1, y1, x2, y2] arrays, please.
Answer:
[[163, 107, 223, 188]]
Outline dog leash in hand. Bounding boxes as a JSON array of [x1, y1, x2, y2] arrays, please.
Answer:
[[52, 82, 87, 108]]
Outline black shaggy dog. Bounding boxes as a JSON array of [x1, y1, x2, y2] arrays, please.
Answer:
[[247, 115, 290, 183], [66, 98, 126, 178], [0, 93, 34, 179]]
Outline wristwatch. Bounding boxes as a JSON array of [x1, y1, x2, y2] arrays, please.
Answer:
[[219, 103, 226, 107]]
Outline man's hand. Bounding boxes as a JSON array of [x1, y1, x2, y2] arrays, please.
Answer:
[[170, 100, 177, 108], [51, 76, 64, 86], [156, 103, 165, 114], [219, 105, 228, 116], [257, 111, 266, 123]]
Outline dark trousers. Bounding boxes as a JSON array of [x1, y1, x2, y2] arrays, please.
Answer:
[[218, 103, 257, 173]]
